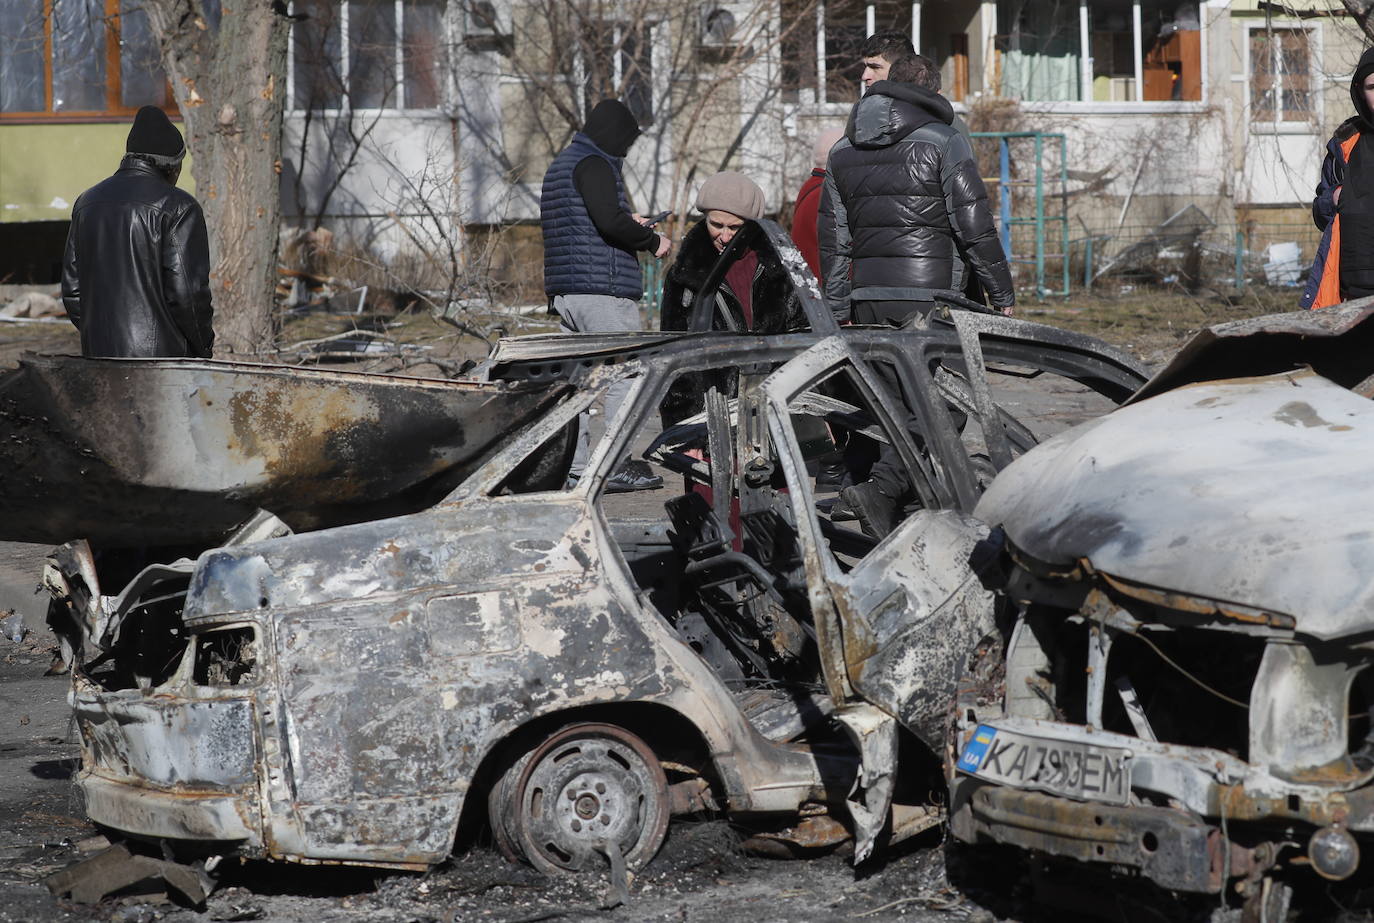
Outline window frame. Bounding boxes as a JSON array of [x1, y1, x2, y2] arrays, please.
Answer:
[[571, 17, 657, 126], [1244, 19, 1320, 135], [0, 0, 175, 123], [785, 0, 923, 113], [784, 0, 1210, 119], [286, 0, 450, 115], [993, 0, 1209, 109]]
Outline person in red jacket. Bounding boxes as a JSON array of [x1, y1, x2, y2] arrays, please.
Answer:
[[791, 128, 843, 283]]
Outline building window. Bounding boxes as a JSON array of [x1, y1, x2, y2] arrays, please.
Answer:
[[1140, 1, 1200, 100], [582, 20, 653, 125], [0, 0, 173, 117], [996, 0, 1201, 103], [290, 0, 447, 111], [998, 0, 1080, 101], [1250, 27, 1310, 122]]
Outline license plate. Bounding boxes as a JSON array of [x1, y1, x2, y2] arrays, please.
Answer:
[[957, 724, 1131, 805]]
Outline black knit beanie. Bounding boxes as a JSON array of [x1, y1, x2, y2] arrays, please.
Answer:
[[126, 106, 186, 165]]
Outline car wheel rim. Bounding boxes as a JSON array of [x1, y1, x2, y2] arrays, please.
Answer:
[[512, 723, 669, 874]]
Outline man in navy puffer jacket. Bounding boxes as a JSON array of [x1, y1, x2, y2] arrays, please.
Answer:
[[541, 99, 671, 491]]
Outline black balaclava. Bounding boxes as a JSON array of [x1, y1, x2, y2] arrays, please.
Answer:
[[1352, 47, 1374, 129], [583, 100, 641, 158]]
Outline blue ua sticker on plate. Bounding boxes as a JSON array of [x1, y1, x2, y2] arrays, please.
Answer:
[[957, 725, 997, 773]]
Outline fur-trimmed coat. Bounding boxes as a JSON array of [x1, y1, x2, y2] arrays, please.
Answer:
[[660, 220, 807, 334], [658, 219, 808, 425]]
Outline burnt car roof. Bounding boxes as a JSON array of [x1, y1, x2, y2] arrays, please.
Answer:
[[484, 319, 1147, 402]]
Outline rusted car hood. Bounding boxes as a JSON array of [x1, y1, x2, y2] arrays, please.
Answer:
[[0, 355, 560, 547], [974, 370, 1374, 640]]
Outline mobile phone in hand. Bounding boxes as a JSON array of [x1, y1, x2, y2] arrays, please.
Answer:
[[646, 210, 673, 227]]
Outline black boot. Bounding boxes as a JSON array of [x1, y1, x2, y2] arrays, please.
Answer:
[[841, 481, 900, 539], [815, 457, 850, 490]]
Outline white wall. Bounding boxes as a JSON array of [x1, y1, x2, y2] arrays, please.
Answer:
[[282, 112, 459, 258]]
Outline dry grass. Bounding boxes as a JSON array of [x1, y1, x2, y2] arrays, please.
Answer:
[[1012, 286, 1300, 364], [0, 284, 1303, 374]]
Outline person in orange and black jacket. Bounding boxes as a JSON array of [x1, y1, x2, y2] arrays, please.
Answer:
[[1303, 47, 1374, 309]]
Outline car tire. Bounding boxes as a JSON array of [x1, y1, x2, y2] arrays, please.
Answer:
[[488, 722, 670, 875]]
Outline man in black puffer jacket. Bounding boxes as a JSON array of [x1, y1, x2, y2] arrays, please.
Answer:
[[820, 58, 1014, 537], [62, 106, 214, 359], [819, 60, 1013, 324]]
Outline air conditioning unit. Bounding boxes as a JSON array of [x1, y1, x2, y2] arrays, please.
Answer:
[[700, 8, 736, 47], [699, 7, 749, 60], [463, 1, 512, 53]]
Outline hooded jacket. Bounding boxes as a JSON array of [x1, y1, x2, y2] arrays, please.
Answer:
[[541, 101, 648, 299], [818, 81, 1013, 318], [61, 155, 214, 358], [1303, 47, 1374, 308]]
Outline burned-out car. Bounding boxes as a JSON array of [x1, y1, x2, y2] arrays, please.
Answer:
[[951, 303, 1374, 916], [40, 222, 1146, 882]]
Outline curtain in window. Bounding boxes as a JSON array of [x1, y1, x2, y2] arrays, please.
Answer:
[[998, 0, 1079, 102]]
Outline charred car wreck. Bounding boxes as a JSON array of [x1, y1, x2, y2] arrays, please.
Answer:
[[952, 303, 1374, 916], [36, 221, 1147, 883]]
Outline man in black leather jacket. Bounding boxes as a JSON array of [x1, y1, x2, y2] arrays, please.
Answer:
[[819, 58, 1013, 324], [62, 106, 214, 358]]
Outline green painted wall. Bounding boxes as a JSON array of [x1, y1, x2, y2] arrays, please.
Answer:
[[0, 123, 195, 224]]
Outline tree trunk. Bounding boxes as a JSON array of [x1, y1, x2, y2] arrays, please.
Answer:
[[144, 0, 289, 356]]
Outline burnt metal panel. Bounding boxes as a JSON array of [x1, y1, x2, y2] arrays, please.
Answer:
[[78, 775, 259, 844], [0, 355, 559, 546], [950, 781, 1220, 893], [834, 510, 998, 752], [71, 678, 259, 789], [1129, 302, 1374, 402]]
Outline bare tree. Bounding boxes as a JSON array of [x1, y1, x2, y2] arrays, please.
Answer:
[[138, 0, 291, 355], [456, 0, 821, 229]]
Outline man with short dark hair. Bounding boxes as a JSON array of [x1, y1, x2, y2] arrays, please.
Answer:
[[886, 51, 940, 89], [62, 106, 214, 358], [860, 31, 915, 89]]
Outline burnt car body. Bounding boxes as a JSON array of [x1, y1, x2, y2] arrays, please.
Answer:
[[43, 221, 1147, 877], [951, 303, 1374, 914]]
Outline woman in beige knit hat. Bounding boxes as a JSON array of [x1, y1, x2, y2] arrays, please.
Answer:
[[658, 171, 807, 425]]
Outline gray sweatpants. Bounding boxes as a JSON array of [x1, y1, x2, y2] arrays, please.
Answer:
[[553, 294, 642, 477]]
